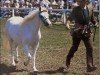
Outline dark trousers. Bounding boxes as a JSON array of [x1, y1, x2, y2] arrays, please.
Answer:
[[66, 34, 94, 67]]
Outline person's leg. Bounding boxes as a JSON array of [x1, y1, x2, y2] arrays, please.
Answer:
[[82, 37, 97, 72], [66, 36, 81, 68]]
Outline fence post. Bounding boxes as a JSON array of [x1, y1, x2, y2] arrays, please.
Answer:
[[63, 10, 66, 25], [12, 8, 14, 17]]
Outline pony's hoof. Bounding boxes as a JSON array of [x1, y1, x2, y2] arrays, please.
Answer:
[[57, 67, 65, 72], [14, 59, 19, 64], [11, 65, 16, 69], [12, 63, 16, 67], [33, 69, 38, 72], [49, 24, 52, 27], [24, 58, 30, 66], [24, 62, 28, 66], [10, 64, 16, 70]]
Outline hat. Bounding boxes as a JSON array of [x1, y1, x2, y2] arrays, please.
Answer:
[[76, 0, 88, 2], [5, 0, 10, 4]]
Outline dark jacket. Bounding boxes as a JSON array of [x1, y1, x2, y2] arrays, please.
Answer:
[[70, 4, 96, 37], [71, 4, 95, 25]]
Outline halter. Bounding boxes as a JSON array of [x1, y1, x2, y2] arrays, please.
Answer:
[[39, 11, 50, 26]]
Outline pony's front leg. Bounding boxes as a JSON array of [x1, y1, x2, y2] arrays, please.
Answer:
[[32, 42, 39, 71], [23, 44, 31, 66]]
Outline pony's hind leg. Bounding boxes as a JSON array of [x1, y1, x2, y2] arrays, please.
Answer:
[[9, 40, 18, 66], [23, 44, 32, 66], [31, 42, 39, 71]]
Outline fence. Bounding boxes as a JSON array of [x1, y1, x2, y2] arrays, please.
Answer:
[[0, 7, 99, 24]]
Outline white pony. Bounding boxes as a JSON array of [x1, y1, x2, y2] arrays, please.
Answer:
[[5, 9, 49, 71]]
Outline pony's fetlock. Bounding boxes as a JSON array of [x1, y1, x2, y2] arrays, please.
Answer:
[[33, 67, 38, 72]]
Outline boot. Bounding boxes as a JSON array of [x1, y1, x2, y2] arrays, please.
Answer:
[[86, 56, 97, 72], [87, 65, 97, 72], [66, 58, 71, 69]]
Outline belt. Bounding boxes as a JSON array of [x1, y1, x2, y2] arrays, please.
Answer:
[[41, 10, 48, 12], [74, 23, 87, 29]]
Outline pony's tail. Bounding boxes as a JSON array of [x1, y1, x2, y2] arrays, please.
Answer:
[[2, 29, 10, 50]]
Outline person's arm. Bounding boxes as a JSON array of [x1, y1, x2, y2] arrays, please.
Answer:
[[90, 10, 96, 25], [69, 7, 77, 21]]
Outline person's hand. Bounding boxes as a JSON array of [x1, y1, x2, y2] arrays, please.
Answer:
[[92, 20, 96, 25]]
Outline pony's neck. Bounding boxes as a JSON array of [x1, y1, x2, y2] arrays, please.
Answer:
[[31, 14, 41, 31], [22, 9, 40, 25]]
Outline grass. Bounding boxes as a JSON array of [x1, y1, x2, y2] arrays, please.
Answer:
[[0, 19, 99, 75]]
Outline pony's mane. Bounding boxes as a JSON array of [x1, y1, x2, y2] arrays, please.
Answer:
[[22, 9, 39, 25]]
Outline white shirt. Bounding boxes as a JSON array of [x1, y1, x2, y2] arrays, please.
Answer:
[[40, 0, 50, 12], [60, 0, 64, 9]]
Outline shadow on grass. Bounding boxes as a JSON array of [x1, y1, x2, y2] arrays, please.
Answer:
[[50, 26, 67, 31], [43, 24, 68, 32], [0, 63, 27, 75], [28, 67, 68, 75], [28, 67, 96, 75]]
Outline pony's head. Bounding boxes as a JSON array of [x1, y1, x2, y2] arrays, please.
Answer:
[[39, 12, 52, 27], [22, 8, 52, 27]]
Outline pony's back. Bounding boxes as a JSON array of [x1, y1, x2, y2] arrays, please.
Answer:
[[6, 16, 23, 26]]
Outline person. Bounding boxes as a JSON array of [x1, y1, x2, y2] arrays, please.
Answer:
[[59, 0, 64, 9], [66, 0, 97, 72]]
